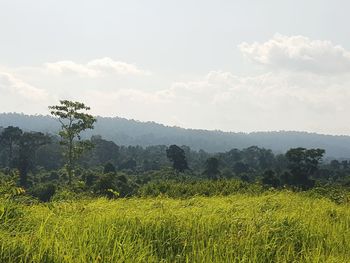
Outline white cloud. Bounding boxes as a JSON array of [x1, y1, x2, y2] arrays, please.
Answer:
[[45, 57, 150, 77], [71, 67, 350, 133], [0, 71, 48, 101], [45, 61, 98, 77], [2, 35, 350, 134], [87, 58, 150, 76], [239, 34, 350, 74]]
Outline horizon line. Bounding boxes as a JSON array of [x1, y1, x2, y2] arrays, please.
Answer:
[[1, 111, 350, 138]]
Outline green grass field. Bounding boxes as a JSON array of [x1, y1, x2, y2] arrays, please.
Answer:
[[1, 192, 349, 262]]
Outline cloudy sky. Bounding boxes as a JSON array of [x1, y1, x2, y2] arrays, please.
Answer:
[[1, 0, 350, 134]]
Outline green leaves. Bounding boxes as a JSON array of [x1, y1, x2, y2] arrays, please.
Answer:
[[285, 147, 325, 189], [0, 171, 25, 200], [0, 126, 23, 167], [49, 100, 97, 183]]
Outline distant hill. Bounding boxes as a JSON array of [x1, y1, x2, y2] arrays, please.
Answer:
[[1, 113, 350, 159]]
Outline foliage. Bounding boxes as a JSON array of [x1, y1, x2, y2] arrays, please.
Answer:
[[29, 183, 56, 202], [103, 162, 116, 174], [18, 132, 50, 186], [93, 172, 135, 198], [49, 100, 96, 183], [0, 171, 26, 225], [138, 179, 265, 198], [1, 103, 350, 262], [1, 121, 350, 202], [0, 126, 22, 167], [285, 148, 325, 189], [0, 171, 25, 200], [166, 145, 189, 172], [203, 157, 220, 179], [261, 169, 280, 188], [305, 186, 350, 205]]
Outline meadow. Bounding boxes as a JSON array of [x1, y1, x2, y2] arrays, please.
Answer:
[[1, 191, 349, 262]]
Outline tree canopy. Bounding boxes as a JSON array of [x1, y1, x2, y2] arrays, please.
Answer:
[[285, 147, 325, 189], [166, 145, 189, 173], [49, 100, 96, 183]]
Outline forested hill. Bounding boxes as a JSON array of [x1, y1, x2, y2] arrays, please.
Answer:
[[1, 112, 350, 158]]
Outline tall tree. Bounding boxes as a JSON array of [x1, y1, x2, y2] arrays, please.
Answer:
[[0, 126, 22, 167], [204, 157, 220, 180], [18, 132, 50, 187], [285, 147, 325, 189], [80, 135, 119, 167], [166, 145, 189, 172], [49, 100, 96, 183]]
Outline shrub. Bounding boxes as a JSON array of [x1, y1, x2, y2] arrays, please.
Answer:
[[30, 183, 56, 202]]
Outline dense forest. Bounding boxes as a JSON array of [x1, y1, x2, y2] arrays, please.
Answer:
[[0, 101, 349, 202], [3, 113, 350, 158]]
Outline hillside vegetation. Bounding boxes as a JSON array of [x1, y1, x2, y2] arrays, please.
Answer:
[[2, 113, 350, 157], [1, 102, 350, 262]]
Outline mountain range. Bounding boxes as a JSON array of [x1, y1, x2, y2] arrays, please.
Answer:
[[0, 113, 349, 159]]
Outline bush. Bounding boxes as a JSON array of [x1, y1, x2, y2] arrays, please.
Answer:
[[30, 183, 56, 202], [305, 186, 350, 205], [138, 179, 265, 198], [262, 170, 280, 188]]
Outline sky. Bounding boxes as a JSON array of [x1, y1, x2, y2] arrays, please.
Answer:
[[1, 0, 350, 134]]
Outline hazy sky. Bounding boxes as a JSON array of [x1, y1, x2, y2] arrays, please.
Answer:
[[1, 0, 350, 134]]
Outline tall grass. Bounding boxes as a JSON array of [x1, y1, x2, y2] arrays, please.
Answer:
[[137, 179, 265, 198], [0, 192, 349, 262]]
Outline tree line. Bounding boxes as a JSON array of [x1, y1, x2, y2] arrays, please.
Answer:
[[0, 100, 349, 201]]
